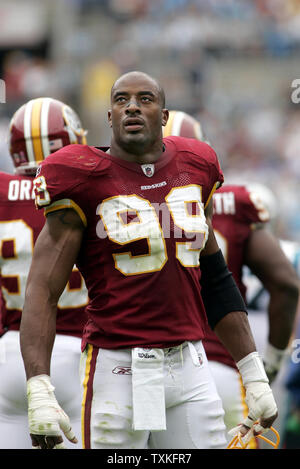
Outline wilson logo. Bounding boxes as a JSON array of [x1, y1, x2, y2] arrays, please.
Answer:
[[138, 352, 156, 359]]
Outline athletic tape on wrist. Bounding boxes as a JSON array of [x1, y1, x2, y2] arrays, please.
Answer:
[[236, 352, 268, 385], [27, 375, 57, 405]]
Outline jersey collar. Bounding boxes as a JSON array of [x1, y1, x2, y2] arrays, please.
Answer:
[[90, 138, 176, 176]]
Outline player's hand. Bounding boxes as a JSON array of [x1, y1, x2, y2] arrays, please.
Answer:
[[231, 351, 278, 442], [228, 381, 278, 443], [263, 343, 286, 385], [27, 374, 78, 449]]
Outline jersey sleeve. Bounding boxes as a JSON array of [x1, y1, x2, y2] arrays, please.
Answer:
[[203, 143, 224, 209], [33, 145, 95, 227]]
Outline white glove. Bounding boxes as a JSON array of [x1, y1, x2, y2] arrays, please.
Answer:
[[27, 374, 78, 449], [228, 352, 278, 442], [263, 342, 286, 384]]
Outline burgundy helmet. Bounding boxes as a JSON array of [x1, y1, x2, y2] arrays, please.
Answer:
[[8, 97, 87, 175]]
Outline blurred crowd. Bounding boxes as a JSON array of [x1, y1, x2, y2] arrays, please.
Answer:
[[0, 0, 299, 241]]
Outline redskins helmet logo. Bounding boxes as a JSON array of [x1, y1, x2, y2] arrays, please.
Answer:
[[63, 105, 87, 143], [8, 97, 87, 175]]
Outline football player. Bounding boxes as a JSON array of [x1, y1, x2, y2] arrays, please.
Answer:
[[244, 235, 300, 448], [0, 97, 89, 449], [282, 315, 300, 449], [20, 72, 278, 449], [164, 110, 299, 447]]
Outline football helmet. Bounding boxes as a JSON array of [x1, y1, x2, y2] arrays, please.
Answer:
[[163, 110, 206, 141], [227, 424, 280, 449], [8, 97, 87, 175]]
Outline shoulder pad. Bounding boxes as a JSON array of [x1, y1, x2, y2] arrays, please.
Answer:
[[41, 144, 100, 172], [165, 135, 216, 162]]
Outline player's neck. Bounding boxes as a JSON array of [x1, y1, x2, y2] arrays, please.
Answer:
[[108, 139, 164, 165]]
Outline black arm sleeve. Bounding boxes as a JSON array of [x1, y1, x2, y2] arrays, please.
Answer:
[[200, 249, 248, 330]]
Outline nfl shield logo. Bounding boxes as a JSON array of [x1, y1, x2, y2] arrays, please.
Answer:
[[141, 164, 155, 177]]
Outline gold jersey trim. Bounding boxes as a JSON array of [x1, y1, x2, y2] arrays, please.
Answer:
[[44, 198, 87, 227]]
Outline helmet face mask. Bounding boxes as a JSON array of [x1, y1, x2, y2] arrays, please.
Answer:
[[227, 425, 280, 449], [8, 97, 87, 176]]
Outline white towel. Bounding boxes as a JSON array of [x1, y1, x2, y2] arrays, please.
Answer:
[[131, 347, 166, 431], [188, 341, 201, 367], [0, 340, 5, 364]]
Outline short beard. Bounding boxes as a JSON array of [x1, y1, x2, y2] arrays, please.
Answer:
[[116, 131, 161, 156]]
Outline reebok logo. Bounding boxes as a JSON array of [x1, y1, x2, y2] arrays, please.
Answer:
[[112, 366, 132, 375]]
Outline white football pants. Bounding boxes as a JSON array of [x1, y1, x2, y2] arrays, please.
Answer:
[[80, 340, 227, 449], [0, 331, 83, 449]]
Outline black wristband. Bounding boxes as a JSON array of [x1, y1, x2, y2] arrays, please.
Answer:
[[200, 250, 247, 330]]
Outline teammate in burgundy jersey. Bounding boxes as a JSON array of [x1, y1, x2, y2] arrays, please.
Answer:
[[205, 184, 270, 370], [164, 110, 299, 447], [0, 173, 86, 337], [20, 72, 278, 449], [212, 184, 299, 442], [0, 98, 88, 449]]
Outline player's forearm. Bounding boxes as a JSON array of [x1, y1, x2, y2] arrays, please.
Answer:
[[20, 211, 84, 379], [214, 311, 257, 363], [267, 285, 299, 349], [245, 227, 299, 349], [20, 284, 57, 379]]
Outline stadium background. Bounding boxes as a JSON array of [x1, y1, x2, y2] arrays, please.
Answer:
[[0, 0, 299, 448], [1, 0, 300, 241]]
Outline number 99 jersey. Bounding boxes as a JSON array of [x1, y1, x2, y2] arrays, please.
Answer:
[[33, 136, 224, 351]]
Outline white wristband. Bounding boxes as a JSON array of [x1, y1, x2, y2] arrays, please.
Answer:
[[236, 352, 269, 385], [263, 343, 286, 370]]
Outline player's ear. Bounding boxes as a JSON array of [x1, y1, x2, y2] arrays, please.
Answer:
[[108, 110, 112, 128], [162, 109, 169, 127]]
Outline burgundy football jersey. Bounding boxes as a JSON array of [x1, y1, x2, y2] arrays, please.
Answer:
[[203, 184, 270, 368], [33, 136, 224, 350], [0, 171, 88, 337]]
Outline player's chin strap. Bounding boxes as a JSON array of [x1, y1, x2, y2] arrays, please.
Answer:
[[227, 422, 280, 449]]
